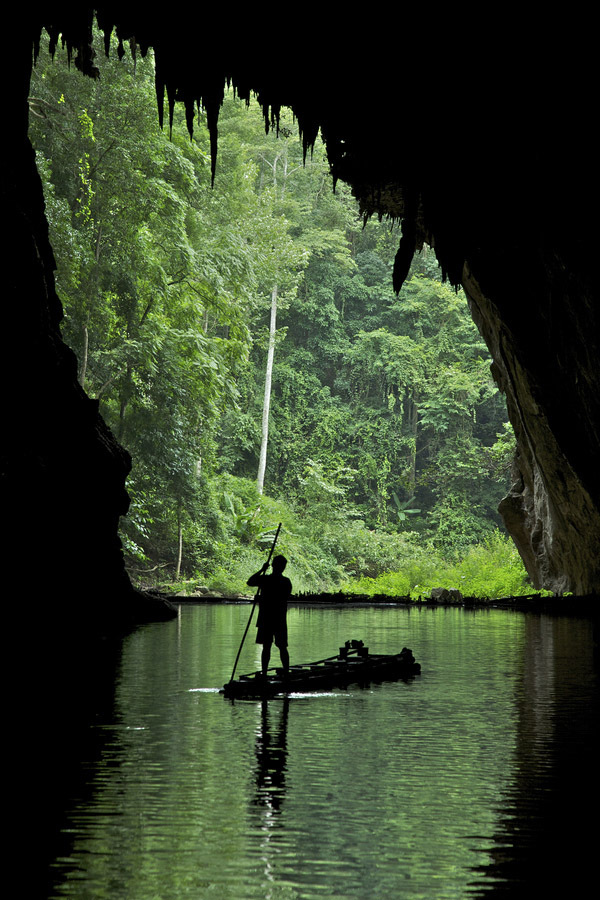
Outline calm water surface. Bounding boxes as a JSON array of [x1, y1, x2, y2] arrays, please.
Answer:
[[47, 604, 598, 899]]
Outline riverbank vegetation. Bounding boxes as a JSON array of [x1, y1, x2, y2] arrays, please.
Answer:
[[29, 32, 532, 599]]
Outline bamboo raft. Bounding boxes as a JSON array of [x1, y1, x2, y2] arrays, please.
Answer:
[[222, 639, 421, 699]]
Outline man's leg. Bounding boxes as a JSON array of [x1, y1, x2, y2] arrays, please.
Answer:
[[261, 642, 272, 675], [279, 647, 289, 675]]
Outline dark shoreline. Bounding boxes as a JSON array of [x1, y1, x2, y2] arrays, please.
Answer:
[[161, 590, 600, 616]]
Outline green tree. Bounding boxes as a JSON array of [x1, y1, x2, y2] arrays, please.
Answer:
[[30, 30, 515, 587]]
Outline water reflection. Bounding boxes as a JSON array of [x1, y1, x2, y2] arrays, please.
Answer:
[[42, 605, 599, 899], [468, 614, 599, 897], [253, 697, 289, 815]]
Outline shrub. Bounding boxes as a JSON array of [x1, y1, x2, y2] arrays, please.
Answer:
[[341, 532, 534, 599]]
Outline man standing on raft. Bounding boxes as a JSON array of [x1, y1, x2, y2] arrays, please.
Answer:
[[247, 555, 292, 678]]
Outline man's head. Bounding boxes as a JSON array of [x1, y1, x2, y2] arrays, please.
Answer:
[[272, 554, 287, 573]]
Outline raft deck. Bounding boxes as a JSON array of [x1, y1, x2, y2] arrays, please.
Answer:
[[222, 639, 420, 699]]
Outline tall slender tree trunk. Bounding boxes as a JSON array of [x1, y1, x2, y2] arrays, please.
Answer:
[[117, 362, 131, 442], [257, 285, 278, 495], [80, 225, 101, 390], [79, 321, 89, 388], [408, 389, 419, 494], [175, 503, 183, 580]]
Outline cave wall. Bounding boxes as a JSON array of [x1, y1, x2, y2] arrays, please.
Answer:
[[5, 11, 600, 598], [464, 266, 600, 594], [3, 30, 133, 611]]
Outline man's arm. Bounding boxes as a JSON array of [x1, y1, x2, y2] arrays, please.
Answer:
[[247, 563, 269, 587]]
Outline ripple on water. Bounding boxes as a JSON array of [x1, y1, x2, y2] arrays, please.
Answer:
[[47, 605, 598, 899]]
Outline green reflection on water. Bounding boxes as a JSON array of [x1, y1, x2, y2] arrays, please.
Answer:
[[50, 605, 528, 899]]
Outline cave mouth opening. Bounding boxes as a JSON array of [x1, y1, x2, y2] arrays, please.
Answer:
[[27, 28, 525, 601]]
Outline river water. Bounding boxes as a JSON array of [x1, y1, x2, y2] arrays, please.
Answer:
[[46, 603, 598, 899]]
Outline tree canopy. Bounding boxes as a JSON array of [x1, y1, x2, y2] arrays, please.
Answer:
[[29, 30, 522, 596]]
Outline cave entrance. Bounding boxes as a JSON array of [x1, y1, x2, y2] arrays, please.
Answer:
[[28, 31, 521, 600]]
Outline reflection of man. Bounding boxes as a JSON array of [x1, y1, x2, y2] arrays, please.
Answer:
[[253, 696, 289, 813], [247, 555, 292, 677]]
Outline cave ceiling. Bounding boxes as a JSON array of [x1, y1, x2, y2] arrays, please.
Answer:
[[31, 10, 596, 292]]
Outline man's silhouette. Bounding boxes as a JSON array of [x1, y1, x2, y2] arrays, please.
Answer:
[[247, 555, 291, 677]]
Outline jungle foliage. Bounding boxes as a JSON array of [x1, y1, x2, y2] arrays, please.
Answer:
[[29, 32, 528, 598]]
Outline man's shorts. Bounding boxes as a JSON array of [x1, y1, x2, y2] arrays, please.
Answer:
[[256, 623, 288, 648]]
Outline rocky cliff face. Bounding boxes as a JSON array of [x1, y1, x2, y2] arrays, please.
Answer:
[[464, 266, 600, 594], [5, 12, 600, 598], [5, 146, 131, 601], [4, 35, 143, 620]]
